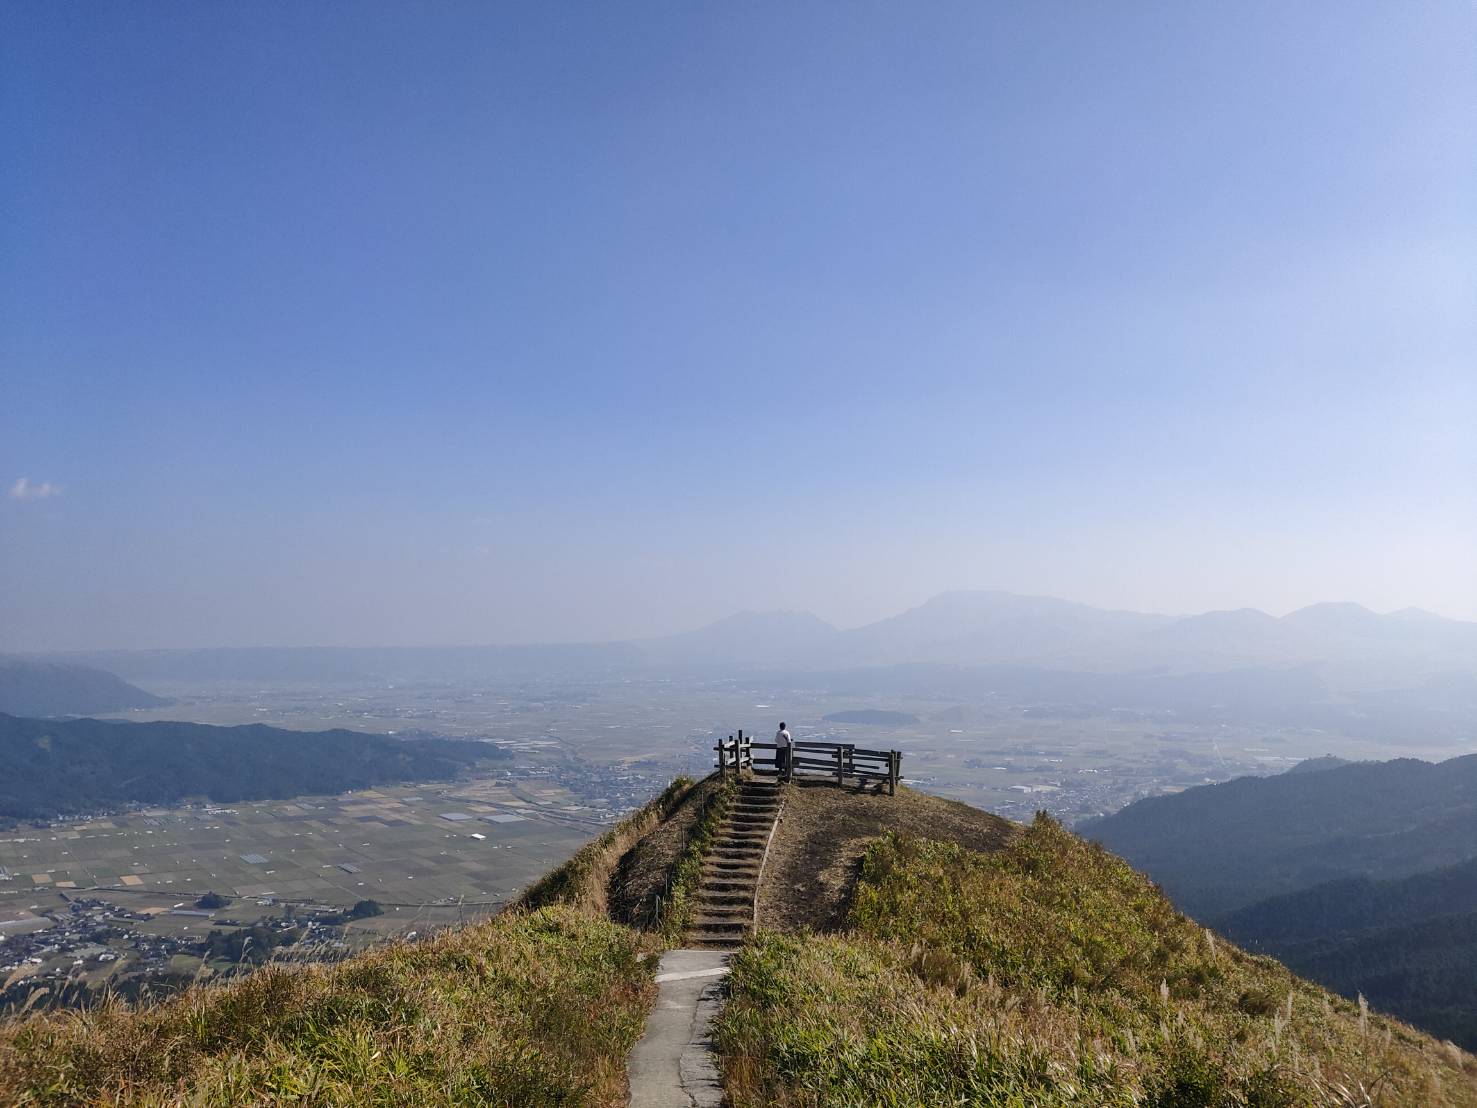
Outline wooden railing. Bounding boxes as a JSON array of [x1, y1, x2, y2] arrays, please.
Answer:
[[714, 730, 753, 775], [717, 734, 902, 795]]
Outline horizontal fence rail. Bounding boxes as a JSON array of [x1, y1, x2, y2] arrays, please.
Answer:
[[714, 730, 754, 776], [718, 735, 901, 795]]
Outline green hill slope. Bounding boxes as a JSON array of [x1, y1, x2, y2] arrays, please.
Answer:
[[720, 814, 1477, 1106], [1221, 857, 1477, 946], [0, 713, 501, 822], [0, 659, 167, 718], [1220, 859, 1477, 1050], [1081, 754, 1477, 919]]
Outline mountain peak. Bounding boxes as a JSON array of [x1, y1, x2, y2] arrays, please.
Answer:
[[1282, 601, 1381, 624]]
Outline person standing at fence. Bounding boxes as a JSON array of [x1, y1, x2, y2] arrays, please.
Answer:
[[775, 721, 792, 781]]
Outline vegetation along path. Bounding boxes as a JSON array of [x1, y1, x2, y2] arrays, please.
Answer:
[[626, 778, 781, 1105]]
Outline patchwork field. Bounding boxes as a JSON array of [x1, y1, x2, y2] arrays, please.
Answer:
[[0, 776, 598, 942]]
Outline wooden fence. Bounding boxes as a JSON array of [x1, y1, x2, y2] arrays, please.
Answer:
[[715, 732, 902, 795]]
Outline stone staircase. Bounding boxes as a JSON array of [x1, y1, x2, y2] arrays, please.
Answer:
[[684, 779, 782, 949]]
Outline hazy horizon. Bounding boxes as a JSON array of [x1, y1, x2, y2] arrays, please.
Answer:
[[4, 3, 1474, 652], [8, 589, 1477, 655]]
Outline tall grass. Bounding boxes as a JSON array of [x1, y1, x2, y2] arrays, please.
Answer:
[[0, 780, 714, 1105], [0, 906, 655, 1106], [519, 776, 695, 915], [658, 775, 735, 941], [716, 814, 1477, 1107]]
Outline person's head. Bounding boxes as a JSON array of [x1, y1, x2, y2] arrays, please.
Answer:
[[779, 721, 786, 730]]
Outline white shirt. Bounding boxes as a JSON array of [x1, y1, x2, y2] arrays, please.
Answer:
[[776, 728, 792, 748]]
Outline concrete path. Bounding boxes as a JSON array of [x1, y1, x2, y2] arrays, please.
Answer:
[[627, 948, 730, 1107]]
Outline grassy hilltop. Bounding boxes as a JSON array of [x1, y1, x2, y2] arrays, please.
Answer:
[[722, 816, 1477, 1106], [3, 776, 1475, 1106]]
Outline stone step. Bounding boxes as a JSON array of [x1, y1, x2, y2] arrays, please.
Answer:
[[690, 916, 750, 933], [687, 932, 743, 949], [696, 905, 751, 919], [700, 892, 756, 910], [701, 871, 758, 885]]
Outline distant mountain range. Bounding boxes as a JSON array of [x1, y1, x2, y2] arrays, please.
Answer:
[[0, 658, 169, 717], [1084, 755, 1477, 1048], [32, 591, 1477, 685]]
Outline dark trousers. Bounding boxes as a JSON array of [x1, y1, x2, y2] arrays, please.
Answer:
[[778, 746, 791, 780]]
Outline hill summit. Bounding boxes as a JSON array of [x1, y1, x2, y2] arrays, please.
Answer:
[[2, 776, 1473, 1105]]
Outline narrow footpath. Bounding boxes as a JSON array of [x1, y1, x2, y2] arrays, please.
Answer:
[[625, 949, 730, 1108], [627, 778, 783, 1105]]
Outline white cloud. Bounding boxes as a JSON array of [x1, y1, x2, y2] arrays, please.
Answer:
[[9, 477, 62, 501]]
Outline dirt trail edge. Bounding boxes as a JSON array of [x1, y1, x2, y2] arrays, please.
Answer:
[[626, 948, 729, 1107]]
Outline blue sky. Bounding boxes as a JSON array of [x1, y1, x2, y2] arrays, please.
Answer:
[[2, 2, 1474, 649]]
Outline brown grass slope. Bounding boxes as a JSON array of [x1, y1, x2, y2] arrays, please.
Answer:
[[0, 778, 723, 1107], [0, 775, 738, 1106], [758, 779, 1017, 932]]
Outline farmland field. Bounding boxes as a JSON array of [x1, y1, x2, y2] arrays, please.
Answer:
[[0, 775, 596, 945]]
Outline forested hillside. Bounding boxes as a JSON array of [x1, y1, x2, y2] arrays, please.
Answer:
[[0, 714, 499, 822], [1082, 754, 1477, 919], [1221, 859, 1477, 1048], [1086, 757, 1477, 1053]]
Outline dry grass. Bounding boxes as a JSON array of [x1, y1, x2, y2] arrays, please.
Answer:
[[608, 775, 728, 930], [719, 815, 1477, 1107], [518, 776, 695, 916], [655, 775, 734, 941], [0, 781, 706, 1105], [0, 906, 655, 1106], [757, 780, 1017, 932]]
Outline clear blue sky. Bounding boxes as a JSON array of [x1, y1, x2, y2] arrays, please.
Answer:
[[2, 2, 1473, 649]]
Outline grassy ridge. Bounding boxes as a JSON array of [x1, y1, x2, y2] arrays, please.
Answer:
[[0, 906, 653, 1106], [717, 815, 1477, 1106], [519, 776, 694, 915]]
